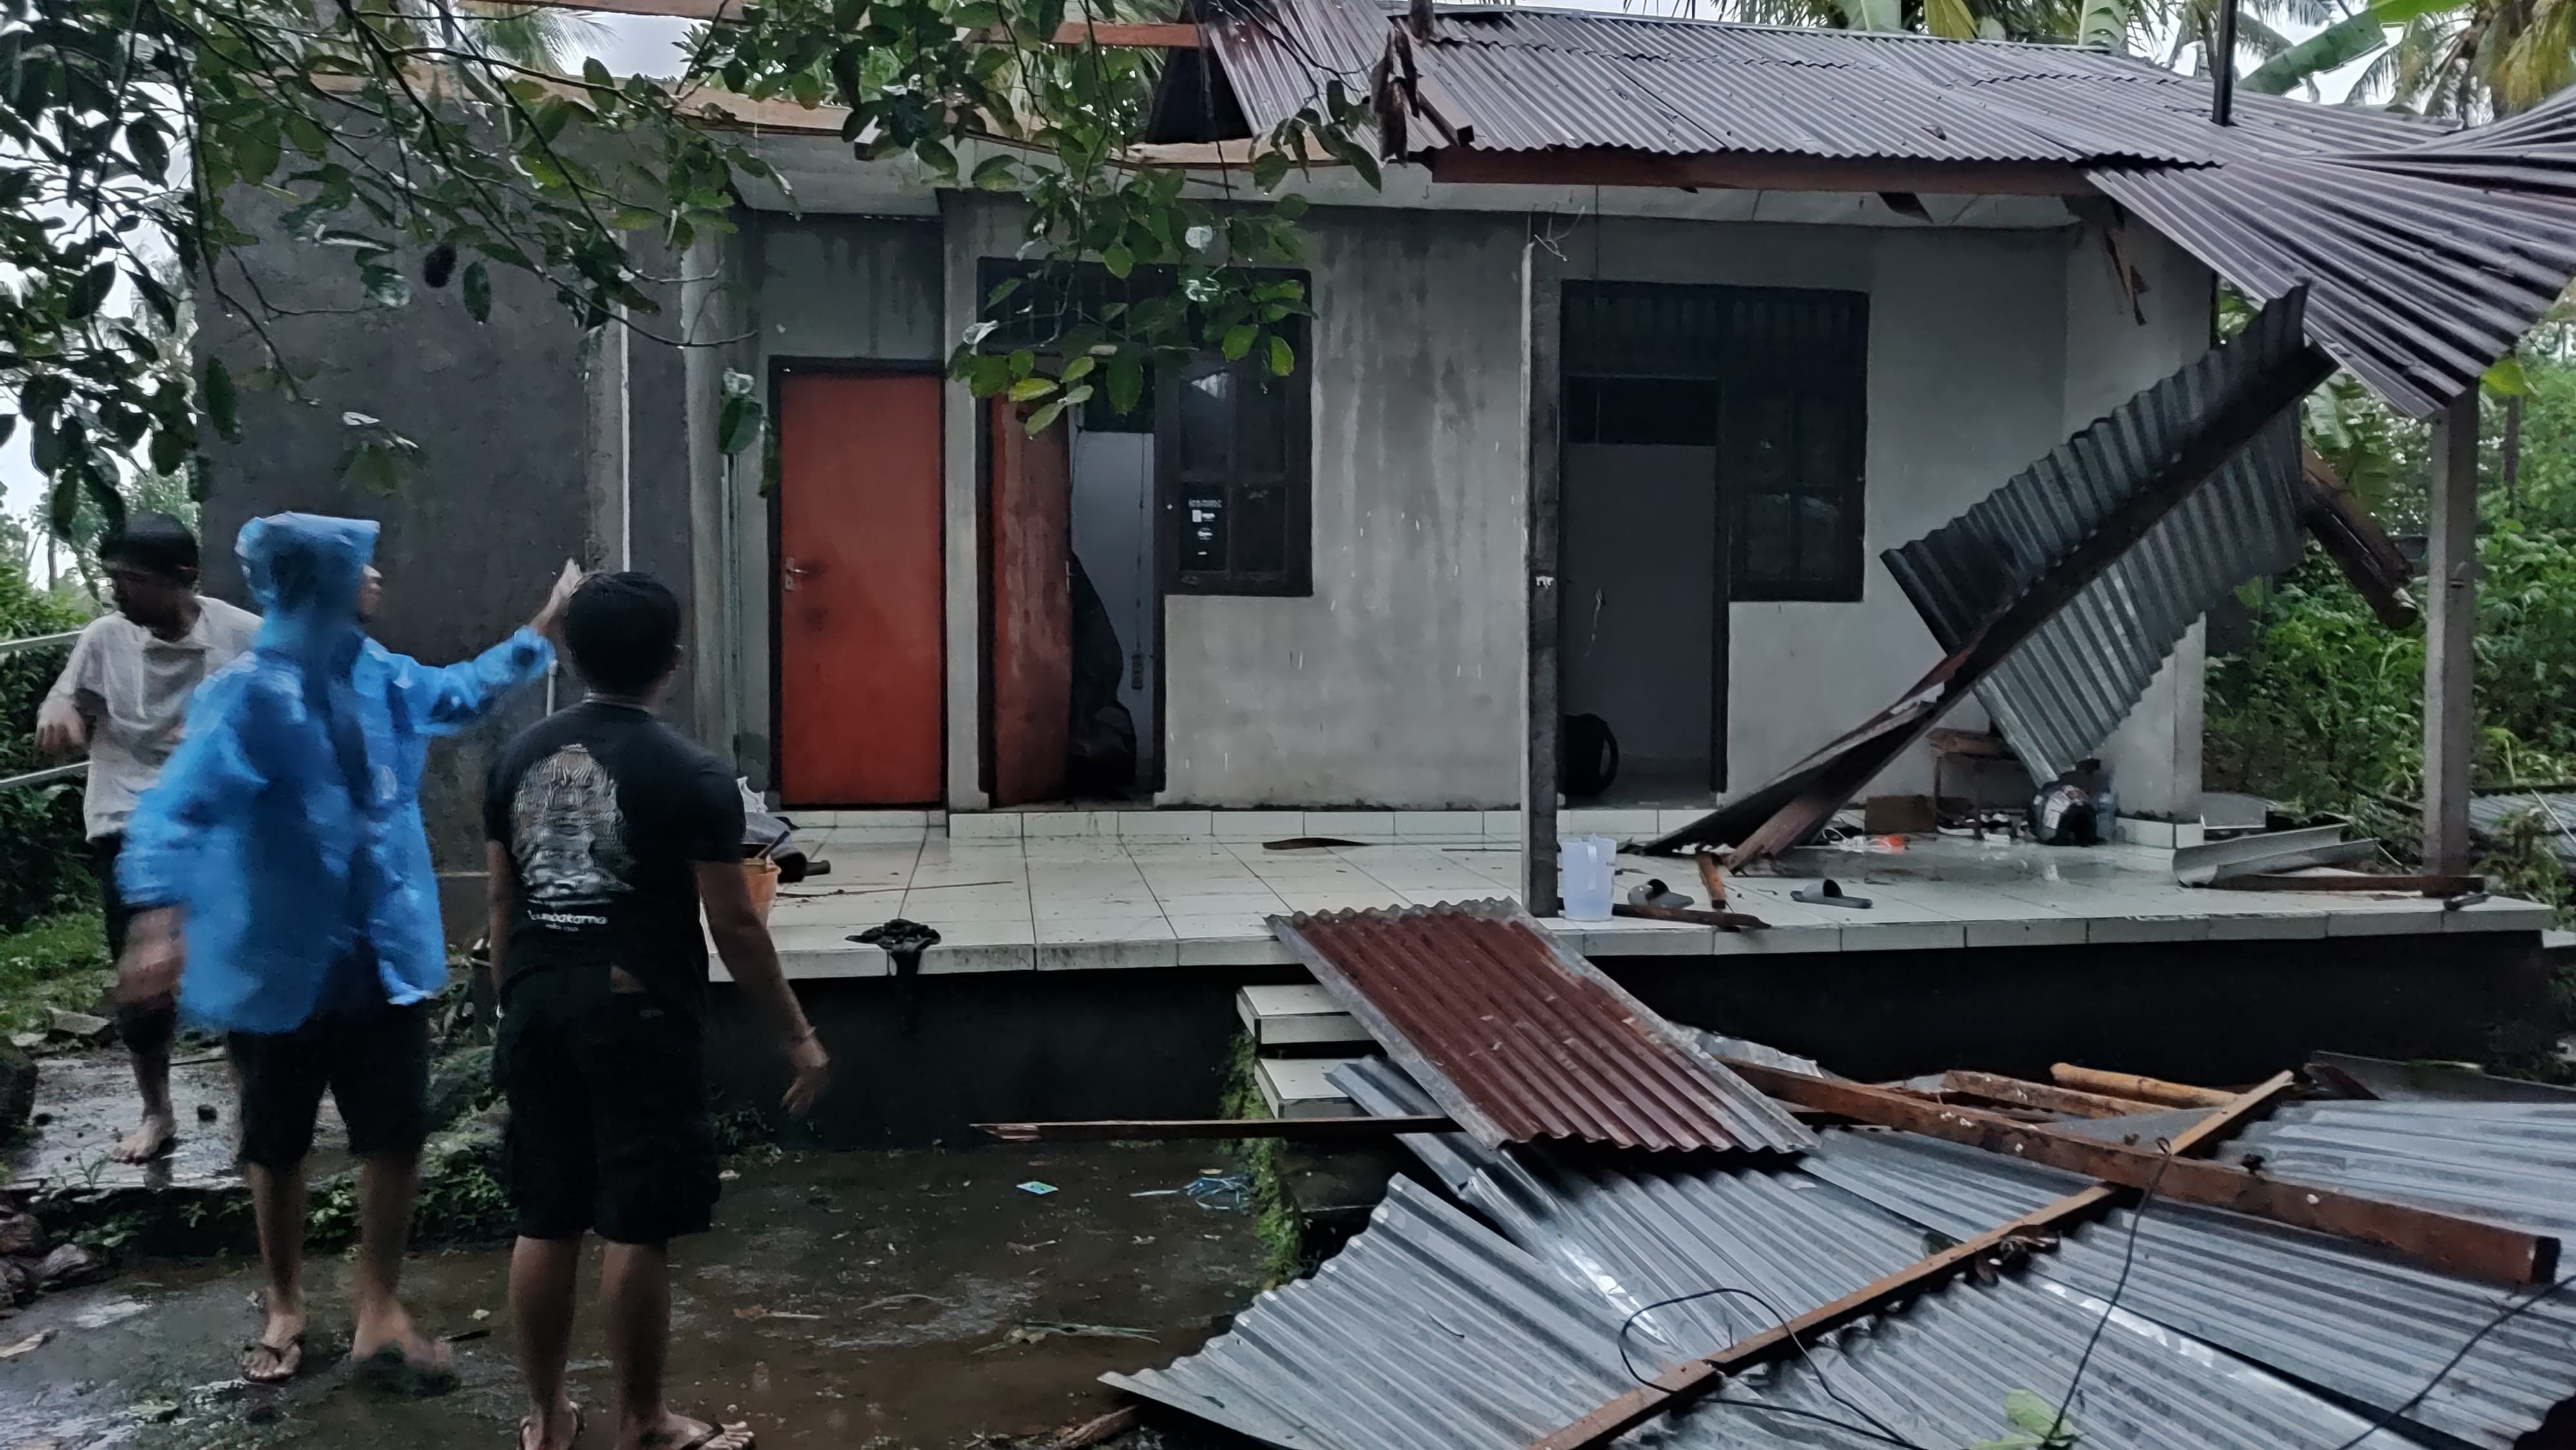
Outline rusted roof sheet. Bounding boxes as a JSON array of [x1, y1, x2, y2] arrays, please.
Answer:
[[1268, 900, 1814, 1153]]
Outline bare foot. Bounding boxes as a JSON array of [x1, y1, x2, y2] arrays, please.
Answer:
[[624, 1411, 753, 1450], [348, 1301, 457, 1391], [520, 1398, 583, 1450], [110, 1112, 176, 1163], [242, 1296, 307, 1384]]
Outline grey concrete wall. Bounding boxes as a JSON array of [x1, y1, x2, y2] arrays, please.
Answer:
[[197, 219, 586, 874], [721, 196, 2213, 814], [1160, 207, 1532, 807], [197, 201, 707, 914]]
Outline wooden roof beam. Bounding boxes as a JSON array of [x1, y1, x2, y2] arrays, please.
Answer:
[[502, 0, 1203, 46]]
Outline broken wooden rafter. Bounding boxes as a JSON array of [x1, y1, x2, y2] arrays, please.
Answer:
[[1609, 901, 1769, 931], [2298, 442, 2417, 630], [1938, 1070, 2154, 1120], [1428, 145, 2093, 197], [2049, 1062, 2233, 1108], [1526, 1072, 2298, 1450], [1725, 1058, 2561, 1285], [977, 1115, 1457, 1142]]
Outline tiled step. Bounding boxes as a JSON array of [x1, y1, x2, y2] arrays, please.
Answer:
[[1238, 984, 1372, 1048], [1255, 1055, 1372, 1119]]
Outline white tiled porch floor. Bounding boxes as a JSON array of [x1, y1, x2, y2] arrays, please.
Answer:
[[741, 824, 2555, 978]]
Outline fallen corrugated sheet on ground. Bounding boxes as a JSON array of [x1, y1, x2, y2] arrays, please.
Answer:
[[1104, 1057, 2576, 1450], [1267, 900, 1812, 1154], [1653, 289, 2324, 856]]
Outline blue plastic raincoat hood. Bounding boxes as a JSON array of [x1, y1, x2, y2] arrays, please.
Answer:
[[120, 513, 553, 1033]]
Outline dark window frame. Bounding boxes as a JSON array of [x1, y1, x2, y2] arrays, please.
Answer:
[[973, 257, 1314, 599], [1561, 281, 1870, 605]]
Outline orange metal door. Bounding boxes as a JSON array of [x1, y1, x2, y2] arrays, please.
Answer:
[[988, 401, 1072, 807], [776, 371, 943, 806]]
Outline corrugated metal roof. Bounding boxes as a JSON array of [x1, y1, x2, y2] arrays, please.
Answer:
[[1882, 285, 2311, 782], [1189, 0, 2576, 420], [2090, 89, 2576, 418], [1117, 1056, 2576, 1450], [2470, 786, 2576, 865], [1268, 901, 1814, 1154]]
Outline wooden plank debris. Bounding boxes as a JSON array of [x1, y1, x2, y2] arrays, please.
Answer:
[[1609, 901, 1770, 931], [1938, 1070, 2157, 1119], [1526, 1072, 2298, 1450], [2049, 1063, 2234, 1107], [978, 1115, 1459, 1142], [1727, 1059, 2561, 1285]]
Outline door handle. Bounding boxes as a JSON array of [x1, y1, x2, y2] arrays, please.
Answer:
[[782, 556, 820, 592]]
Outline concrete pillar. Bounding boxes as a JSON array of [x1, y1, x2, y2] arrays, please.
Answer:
[[2422, 391, 2479, 873], [583, 317, 632, 572], [1520, 241, 1563, 913]]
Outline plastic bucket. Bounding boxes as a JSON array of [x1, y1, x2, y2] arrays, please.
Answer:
[[1558, 834, 1616, 921]]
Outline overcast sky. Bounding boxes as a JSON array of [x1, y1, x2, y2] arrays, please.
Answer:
[[0, 6, 2380, 535]]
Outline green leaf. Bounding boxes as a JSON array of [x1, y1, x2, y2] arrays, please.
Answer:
[[2242, 8, 2386, 93], [362, 263, 412, 310], [204, 359, 240, 442], [583, 57, 615, 91], [1007, 376, 1057, 401], [63, 261, 116, 321], [2003, 1390, 2061, 1436], [1251, 149, 1291, 190], [462, 261, 491, 323], [971, 155, 1018, 191], [1267, 334, 1294, 377], [129, 267, 176, 328], [1060, 355, 1097, 382], [1222, 324, 1256, 361], [1839, 0, 1902, 30], [149, 425, 189, 475], [2485, 355, 2531, 396], [1102, 242, 1133, 278], [1009, 348, 1036, 379], [1024, 399, 1068, 434], [1924, 0, 1976, 37], [2074, 0, 2125, 48], [1106, 353, 1144, 415], [232, 120, 281, 185]]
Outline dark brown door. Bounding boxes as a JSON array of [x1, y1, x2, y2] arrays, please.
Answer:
[[988, 401, 1072, 806], [775, 371, 943, 806]]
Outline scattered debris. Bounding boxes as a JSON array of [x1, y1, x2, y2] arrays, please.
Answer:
[[1624, 879, 1693, 910], [1043, 1405, 1141, 1449], [978, 1321, 1157, 1353], [1016, 1181, 1058, 1196], [0, 1329, 51, 1360], [194, 1103, 219, 1122], [1262, 836, 1369, 851], [1183, 1174, 1249, 1212], [35, 1243, 106, 1290], [45, 1009, 115, 1048], [1007, 1240, 1058, 1254]]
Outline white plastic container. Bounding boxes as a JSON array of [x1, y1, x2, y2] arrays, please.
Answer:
[[1558, 834, 1617, 921]]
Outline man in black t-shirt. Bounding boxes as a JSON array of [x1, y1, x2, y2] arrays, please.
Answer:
[[485, 572, 829, 1450]]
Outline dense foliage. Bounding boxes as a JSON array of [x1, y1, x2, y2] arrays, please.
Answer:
[[0, 570, 94, 933], [1, 0, 1369, 526]]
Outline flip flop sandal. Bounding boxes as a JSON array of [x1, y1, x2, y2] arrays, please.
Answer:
[[671, 1420, 756, 1450], [1790, 879, 1873, 910], [352, 1340, 461, 1397], [518, 1403, 585, 1450], [240, 1332, 305, 1384]]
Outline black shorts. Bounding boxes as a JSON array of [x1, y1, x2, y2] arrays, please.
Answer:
[[93, 834, 175, 1056], [229, 1000, 432, 1169], [496, 965, 719, 1246]]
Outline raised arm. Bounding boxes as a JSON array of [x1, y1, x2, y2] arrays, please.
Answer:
[[380, 560, 582, 737]]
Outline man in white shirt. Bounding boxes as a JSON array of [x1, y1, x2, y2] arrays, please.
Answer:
[[37, 512, 260, 1162]]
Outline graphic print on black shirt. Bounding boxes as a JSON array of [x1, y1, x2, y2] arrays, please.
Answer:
[[509, 744, 636, 929], [485, 701, 743, 1013]]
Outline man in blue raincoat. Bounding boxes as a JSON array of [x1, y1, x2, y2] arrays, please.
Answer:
[[116, 513, 577, 1387]]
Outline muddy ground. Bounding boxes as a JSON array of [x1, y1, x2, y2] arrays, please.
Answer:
[[0, 1144, 1262, 1449]]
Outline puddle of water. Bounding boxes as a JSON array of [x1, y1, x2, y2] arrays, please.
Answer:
[[0, 1144, 1264, 1449]]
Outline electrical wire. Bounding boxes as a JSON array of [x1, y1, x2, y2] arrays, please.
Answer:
[[1615, 1283, 1926, 1449], [2315, 1272, 2575, 1450], [2045, 1136, 2180, 1445]]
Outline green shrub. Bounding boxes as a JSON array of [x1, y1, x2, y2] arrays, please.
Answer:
[[2208, 526, 2576, 848], [0, 565, 93, 932]]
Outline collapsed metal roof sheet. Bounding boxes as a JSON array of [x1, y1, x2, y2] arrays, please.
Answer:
[[2469, 786, 2576, 867], [2090, 90, 2576, 418], [1881, 295, 2310, 784], [1113, 1057, 2576, 1450], [1268, 901, 1814, 1154]]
